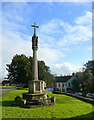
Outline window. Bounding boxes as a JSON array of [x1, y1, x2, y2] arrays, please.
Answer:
[[58, 83, 60, 87], [62, 83, 64, 87], [69, 83, 71, 86]]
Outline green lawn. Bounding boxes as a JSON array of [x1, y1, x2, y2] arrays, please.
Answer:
[[0, 86, 17, 88], [0, 89, 94, 118]]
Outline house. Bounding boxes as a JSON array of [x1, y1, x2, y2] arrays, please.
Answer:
[[55, 75, 72, 92], [2, 79, 16, 86], [55, 73, 79, 93], [2, 79, 11, 86], [54, 73, 78, 92]]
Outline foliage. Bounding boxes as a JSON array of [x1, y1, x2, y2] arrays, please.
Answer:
[[72, 76, 81, 92], [38, 61, 55, 86], [6, 54, 54, 86], [0, 90, 93, 118], [83, 60, 94, 92], [6, 54, 32, 85], [84, 60, 94, 75], [72, 60, 94, 93]]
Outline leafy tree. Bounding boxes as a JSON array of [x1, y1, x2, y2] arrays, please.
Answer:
[[84, 70, 94, 92], [38, 61, 55, 86], [84, 60, 94, 92], [72, 76, 81, 92], [6, 54, 32, 85], [84, 60, 94, 76], [76, 72, 87, 92], [72, 62, 94, 93]]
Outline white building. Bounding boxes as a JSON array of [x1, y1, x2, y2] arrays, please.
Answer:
[[55, 75, 76, 92]]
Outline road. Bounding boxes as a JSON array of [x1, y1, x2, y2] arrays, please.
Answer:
[[0, 90, 11, 97]]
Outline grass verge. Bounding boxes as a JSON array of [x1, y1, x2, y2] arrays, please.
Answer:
[[0, 86, 17, 88], [0, 89, 94, 118]]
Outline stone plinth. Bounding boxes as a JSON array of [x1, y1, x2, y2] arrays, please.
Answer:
[[22, 92, 47, 105], [28, 80, 42, 94], [21, 92, 55, 108], [22, 92, 47, 100]]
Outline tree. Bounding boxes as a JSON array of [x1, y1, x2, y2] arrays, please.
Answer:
[[84, 60, 94, 92], [72, 61, 94, 93], [72, 76, 81, 92], [38, 61, 54, 86], [6, 54, 32, 85], [84, 70, 94, 92], [84, 60, 94, 76]]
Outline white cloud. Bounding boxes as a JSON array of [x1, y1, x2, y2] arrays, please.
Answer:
[[57, 12, 92, 47], [2, 2, 32, 24], [51, 62, 83, 75], [39, 19, 61, 35], [38, 47, 65, 65], [75, 11, 92, 26], [2, 31, 32, 78], [57, 25, 91, 47], [39, 11, 92, 49]]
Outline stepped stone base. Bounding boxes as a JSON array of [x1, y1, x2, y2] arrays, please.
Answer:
[[22, 92, 47, 104], [19, 92, 55, 108]]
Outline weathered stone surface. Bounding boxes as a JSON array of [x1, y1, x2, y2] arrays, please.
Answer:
[[15, 96, 26, 106], [51, 96, 55, 103], [22, 92, 49, 107]]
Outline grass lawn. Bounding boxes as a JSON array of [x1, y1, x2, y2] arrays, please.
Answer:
[[0, 86, 28, 90], [0, 89, 94, 119], [0, 86, 17, 88]]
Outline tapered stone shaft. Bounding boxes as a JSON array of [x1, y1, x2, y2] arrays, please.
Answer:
[[33, 49, 38, 80]]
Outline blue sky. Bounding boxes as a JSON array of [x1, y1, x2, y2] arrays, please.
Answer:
[[1, 1, 92, 78]]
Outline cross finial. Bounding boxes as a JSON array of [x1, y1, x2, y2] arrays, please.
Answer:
[[31, 22, 39, 36]]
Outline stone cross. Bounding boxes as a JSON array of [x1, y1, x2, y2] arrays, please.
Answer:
[[21, 23, 54, 108], [31, 22, 39, 36], [28, 22, 42, 93]]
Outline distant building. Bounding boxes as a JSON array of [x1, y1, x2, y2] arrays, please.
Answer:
[[1, 79, 46, 89], [2, 79, 11, 86], [55, 76, 72, 92], [2, 79, 16, 86], [54, 74, 76, 92]]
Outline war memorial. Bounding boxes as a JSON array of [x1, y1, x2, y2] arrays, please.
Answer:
[[14, 23, 55, 108]]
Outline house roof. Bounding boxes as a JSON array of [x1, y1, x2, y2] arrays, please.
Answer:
[[55, 76, 72, 82], [2, 80, 16, 84]]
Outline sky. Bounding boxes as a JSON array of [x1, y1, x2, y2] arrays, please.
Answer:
[[0, 1, 93, 80]]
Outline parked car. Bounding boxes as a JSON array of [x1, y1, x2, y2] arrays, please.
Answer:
[[86, 93, 94, 99], [74, 92, 83, 96], [45, 88, 54, 91]]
